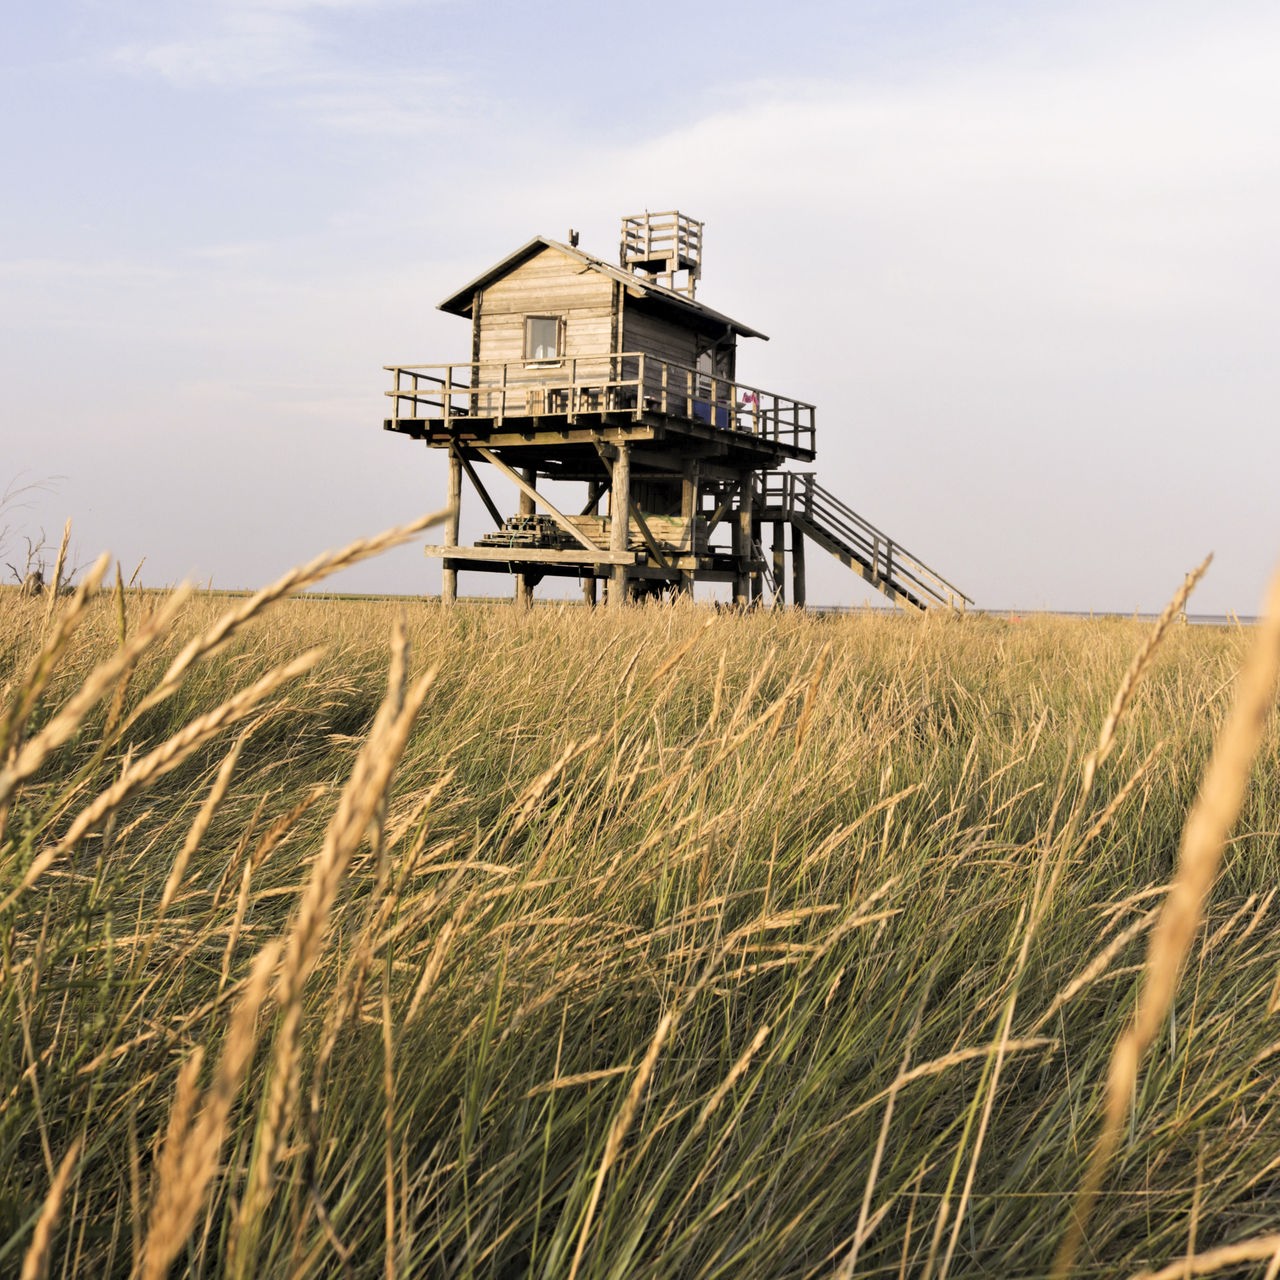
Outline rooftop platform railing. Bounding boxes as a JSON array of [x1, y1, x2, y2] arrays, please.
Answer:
[[620, 211, 703, 269], [384, 353, 816, 454]]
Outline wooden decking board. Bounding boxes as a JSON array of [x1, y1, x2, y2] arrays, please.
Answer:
[[425, 546, 636, 566]]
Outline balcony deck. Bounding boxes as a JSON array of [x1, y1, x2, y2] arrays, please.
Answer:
[[382, 353, 816, 464]]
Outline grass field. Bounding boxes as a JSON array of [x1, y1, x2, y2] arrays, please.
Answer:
[[3, 526, 1280, 1278]]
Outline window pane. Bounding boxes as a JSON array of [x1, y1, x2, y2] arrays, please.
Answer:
[[526, 317, 560, 360]]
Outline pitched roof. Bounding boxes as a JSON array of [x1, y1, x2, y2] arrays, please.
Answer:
[[437, 236, 768, 341]]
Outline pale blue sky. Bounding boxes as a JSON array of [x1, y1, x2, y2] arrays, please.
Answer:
[[3, 0, 1278, 612]]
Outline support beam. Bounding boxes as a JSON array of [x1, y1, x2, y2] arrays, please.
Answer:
[[791, 522, 806, 609], [442, 447, 462, 606], [610, 442, 631, 608], [582, 575, 598, 606]]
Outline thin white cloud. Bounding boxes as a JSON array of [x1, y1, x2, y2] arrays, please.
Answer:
[[288, 69, 463, 136], [0, 258, 174, 284], [107, 0, 460, 135], [110, 6, 318, 87]]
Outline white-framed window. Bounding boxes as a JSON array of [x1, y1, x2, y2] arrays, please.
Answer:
[[524, 315, 563, 363]]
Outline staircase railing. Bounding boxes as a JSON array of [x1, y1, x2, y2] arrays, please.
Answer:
[[760, 472, 971, 612]]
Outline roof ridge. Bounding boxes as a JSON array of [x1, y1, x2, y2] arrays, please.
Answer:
[[437, 236, 767, 340]]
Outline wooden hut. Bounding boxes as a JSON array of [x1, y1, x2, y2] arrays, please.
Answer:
[[383, 211, 969, 611]]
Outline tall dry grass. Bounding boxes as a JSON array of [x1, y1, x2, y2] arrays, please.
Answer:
[[2, 529, 1280, 1277]]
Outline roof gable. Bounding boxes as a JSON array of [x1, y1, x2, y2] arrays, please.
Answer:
[[437, 236, 767, 340]]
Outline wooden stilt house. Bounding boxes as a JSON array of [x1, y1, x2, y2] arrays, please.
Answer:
[[382, 212, 970, 611]]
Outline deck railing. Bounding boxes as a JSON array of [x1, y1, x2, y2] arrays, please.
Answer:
[[384, 353, 816, 453]]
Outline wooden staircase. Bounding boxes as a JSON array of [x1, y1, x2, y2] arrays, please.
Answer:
[[758, 472, 972, 613]]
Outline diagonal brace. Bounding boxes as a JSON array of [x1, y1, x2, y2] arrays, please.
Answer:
[[456, 445, 505, 529], [628, 507, 674, 572], [704, 481, 742, 534], [473, 447, 604, 557]]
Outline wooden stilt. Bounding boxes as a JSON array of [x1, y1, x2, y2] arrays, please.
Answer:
[[733, 472, 751, 606], [517, 467, 535, 609], [680, 463, 698, 598], [610, 443, 631, 608], [772, 521, 786, 608], [751, 538, 763, 603], [791, 523, 806, 609], [442, 446, 461, 606], [749, 497, 763, 604], [580, 479, 600, 607]]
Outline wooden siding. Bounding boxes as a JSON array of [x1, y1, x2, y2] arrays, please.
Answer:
[[624, 305, 740, 408], [567, 514, 707, 554], [477, 245, 615, 387], [622, 305, 699, 370], [633, 478, 682, 517]]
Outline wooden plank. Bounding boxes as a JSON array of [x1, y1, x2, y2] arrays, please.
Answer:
[[423, 545, 635, 566], [473, 446, 603, 556]]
